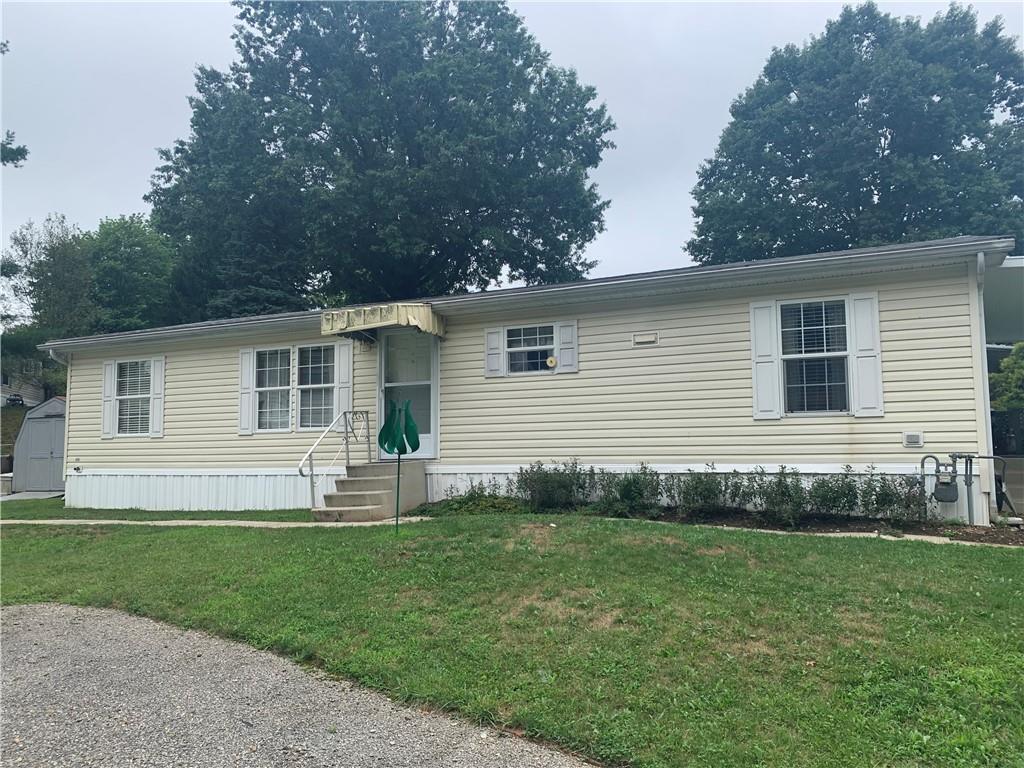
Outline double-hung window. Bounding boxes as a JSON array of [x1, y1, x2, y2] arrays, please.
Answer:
[[779, 300, 849, 414], [240, 341, 352, 435], [297, 344, 335, 429], [255, 349, 291, 431], [506, 325, 556, 374], [116, 360, 152, 435]]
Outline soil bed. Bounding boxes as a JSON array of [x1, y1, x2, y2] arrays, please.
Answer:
[[666, 508, 1024, 546]]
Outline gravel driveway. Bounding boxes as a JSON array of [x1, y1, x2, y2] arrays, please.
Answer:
[[2, 604, 589, 768]]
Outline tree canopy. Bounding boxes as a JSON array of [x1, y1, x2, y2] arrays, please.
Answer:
[[1, 42, 29, 167], [687, 3, 1023, 265], [149, 0, 615, 320], [991, 342, 1024, 412]]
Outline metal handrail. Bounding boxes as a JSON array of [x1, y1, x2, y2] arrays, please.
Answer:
[[297, 410, 370, 508]]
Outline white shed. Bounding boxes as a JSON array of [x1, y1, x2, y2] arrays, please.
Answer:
[[13, 397, 66, 492]]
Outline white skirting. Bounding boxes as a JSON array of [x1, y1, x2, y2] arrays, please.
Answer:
[[65, 469, 344, 511]]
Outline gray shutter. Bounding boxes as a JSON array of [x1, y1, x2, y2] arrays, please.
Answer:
[[484, 328, 504, 377], [849, 292, 884, 417], [238, 347, 255, 435], [101, 360, 116, 438], [749, 301, 782, 420], [149, 355, 165, 437], [556, 321, 578, 373], [334, 341, 353, 432]]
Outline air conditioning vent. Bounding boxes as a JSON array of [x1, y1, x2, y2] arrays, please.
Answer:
[[902, 431, 925, 448]]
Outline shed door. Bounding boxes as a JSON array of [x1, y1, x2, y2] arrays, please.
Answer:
[[25, 418, 64, 492]]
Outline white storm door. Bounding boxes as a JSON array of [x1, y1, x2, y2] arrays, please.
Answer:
[[379, 330, 437, 459]]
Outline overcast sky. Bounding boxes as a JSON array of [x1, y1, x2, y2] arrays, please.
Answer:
[[2, 1, 1021, 278]]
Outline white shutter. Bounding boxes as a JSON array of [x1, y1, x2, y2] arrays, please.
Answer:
[[849, 292, 884, 417], [149, 355, 165, 437], [238, 347, 255, 435], [101, 361, 116, 439], [556, 321, 578, 373], [749, 301, 782, 420], [484, 328, 505, 377], [334, 341, 353, 432]]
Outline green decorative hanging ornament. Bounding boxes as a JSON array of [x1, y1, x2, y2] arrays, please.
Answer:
[[376, 399, 420, 531]]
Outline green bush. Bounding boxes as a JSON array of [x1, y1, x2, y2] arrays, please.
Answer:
[[425, 479, 528, 516], [751, 465, 808, 526], [593, 463, 662, 518], [514, 459, 594, 511], [723, 470, 754, 509], [663, 465, 723, 516], [808, 465, 859, 516]]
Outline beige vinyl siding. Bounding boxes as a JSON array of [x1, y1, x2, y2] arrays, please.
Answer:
[[435, 264, 981, 464], [65, 329, 376, 469]]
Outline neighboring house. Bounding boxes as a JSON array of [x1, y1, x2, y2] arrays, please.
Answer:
[[40, 236, 1015, 522], [1, 371, 45, 407]]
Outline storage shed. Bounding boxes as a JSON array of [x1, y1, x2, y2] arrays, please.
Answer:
[[13, 397, 66, 492]]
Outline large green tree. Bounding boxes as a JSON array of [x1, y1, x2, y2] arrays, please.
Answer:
[[149, 1, 615, 319], [0, 42, 28, 167], [687, 3, 1023, 265]]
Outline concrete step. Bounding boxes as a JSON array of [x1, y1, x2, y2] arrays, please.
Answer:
[[334, 476, 393, 492], [346, 461, 426, 480], [324, 489, 393, 508], [312, 505, 390, 523]]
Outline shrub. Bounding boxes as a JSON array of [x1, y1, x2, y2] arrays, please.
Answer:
[[808, 465, 859, 517], [593, 463, 662, 518], [723, 469, 753, 509], [663, 465, 723, 516], [426, 479, 528, 516], [514, 459, 594, 511], [752, 465, 808, 526]]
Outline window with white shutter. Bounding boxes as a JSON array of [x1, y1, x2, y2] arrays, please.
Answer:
[[749, 294, 883, 420], [484, 321, 578, 377]]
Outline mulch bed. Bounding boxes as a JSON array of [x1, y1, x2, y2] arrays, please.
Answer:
[[660, 509, 1024, 547]]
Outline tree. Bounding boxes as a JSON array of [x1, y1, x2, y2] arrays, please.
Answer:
[[991, 342, 1024, 412], [87, 215, 177, 332], [149, 1, 615, 318], [1, 42, 29, 167], [687, 3, 1023, 265]]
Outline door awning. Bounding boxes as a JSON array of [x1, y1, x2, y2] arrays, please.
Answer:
[[321, 303, 445, 338]]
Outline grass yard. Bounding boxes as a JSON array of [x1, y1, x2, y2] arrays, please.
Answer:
[[0, 497, 311, 522], [2, 515, 1021, 768]]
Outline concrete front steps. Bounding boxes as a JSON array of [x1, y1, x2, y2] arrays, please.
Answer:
[[313, 461, 427, 522]]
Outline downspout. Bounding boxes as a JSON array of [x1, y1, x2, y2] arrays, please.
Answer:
[[47, 349, 71, 487], [975, 252, 996, 524]]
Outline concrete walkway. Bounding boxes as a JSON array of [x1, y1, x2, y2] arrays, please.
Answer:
[[0, 516, 429, 528], [2, 604, 586, 768], [1, 491, 63, 501]]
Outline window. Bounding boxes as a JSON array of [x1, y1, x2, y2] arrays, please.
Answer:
[[506, 325, 555, 374], [116, 360, 152, 434], [255, 348, 291, 431], [779, 300, 849, 413], [297, 344, 334, 429]]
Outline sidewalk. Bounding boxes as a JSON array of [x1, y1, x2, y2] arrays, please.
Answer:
[[0, 517, 429, 528]]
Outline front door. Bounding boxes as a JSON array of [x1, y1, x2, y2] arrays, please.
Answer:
[[379, 330, 437, 459]]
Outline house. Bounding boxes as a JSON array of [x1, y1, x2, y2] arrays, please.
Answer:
[[1, 371, 45, 408], [39, 236, 1017, 523]]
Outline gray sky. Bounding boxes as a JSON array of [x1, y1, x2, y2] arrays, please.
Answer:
[[2, 1, 1021, 278]]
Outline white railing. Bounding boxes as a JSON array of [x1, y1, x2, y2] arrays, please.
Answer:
[[297, 410, 371, 508]]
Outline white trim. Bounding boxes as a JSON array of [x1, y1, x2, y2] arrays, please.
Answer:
[[377, 329, 440, 460], [422, 461, 947, 475], [111, 357, 158, 437], [775, 295, 852, 416], [252, 345, 293, 433], [487, 319, 578, 377], [969, 255, 995, 516], [69, 467, 329, 476]]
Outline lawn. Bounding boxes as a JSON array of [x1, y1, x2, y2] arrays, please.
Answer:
[[0, 497, 311, 522], [2, 515, 1021, 768]]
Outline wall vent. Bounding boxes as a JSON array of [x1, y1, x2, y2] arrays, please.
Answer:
[[632, 331, 660, 348], [902, 431, 925, 448]]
